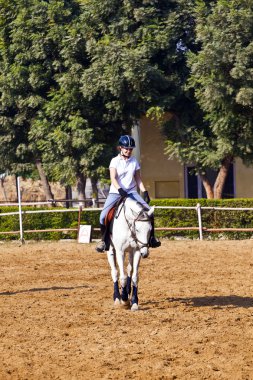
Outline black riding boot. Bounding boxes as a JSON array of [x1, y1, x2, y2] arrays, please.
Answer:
[[96, 223, 110, 253], [149, 216, 161, 248], [96, 224, 106, 252]]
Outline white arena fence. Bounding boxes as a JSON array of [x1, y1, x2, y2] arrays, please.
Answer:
[[1, 177, 253, 242], [1, 201, 253, 242]]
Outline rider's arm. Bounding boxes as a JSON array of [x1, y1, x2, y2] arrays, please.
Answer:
[[110, 167, 121, 190], [135, 170, 146, 192]]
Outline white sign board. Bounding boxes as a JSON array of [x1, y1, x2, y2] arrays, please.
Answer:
[[78, 225, 91, 243]]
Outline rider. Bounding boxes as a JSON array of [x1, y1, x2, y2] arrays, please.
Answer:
[[96, 135, 161, 253]]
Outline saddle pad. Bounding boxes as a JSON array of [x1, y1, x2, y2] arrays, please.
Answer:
[[105, 206, 116, 226]]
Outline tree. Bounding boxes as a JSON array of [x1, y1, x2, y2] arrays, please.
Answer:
[[80, 0, 196, 126], [33, 0, 197, 199], [0, 0, 82, 199], [29, 16, 122, 200], [164, 0, 253, 198]]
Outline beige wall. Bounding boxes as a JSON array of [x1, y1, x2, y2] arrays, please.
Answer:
[[235, 158, 253, 198], [139, 116, 253, 199], [139, 116, 184, 199]]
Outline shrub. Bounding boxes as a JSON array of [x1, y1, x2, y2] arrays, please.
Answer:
[[0, 206, 100, 241], [151, 198, 253, 240], [1, 199, 253, 241]]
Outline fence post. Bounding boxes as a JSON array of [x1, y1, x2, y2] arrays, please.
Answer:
[[196, 203, 203, 240], [17, 176, 24, 244], [77, 205, 82, 240]]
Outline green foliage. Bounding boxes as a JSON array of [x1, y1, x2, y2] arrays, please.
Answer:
[[1, 200, 253, 241], [0, 206, 100, 240], [160, 0, 253, 198], [151, 198, 253, 240], [187, 0, 253, 165], [0, 0, 82, 176], [2, 0, 253, 201], [81, 0, 196, 124]]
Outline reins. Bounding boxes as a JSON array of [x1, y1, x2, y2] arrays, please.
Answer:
[[122, 200, 151, 249]]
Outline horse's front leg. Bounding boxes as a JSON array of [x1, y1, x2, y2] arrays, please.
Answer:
[[116, 250, 129, 305], [131, 249, 141, 311], [107, 248, 120, 305]]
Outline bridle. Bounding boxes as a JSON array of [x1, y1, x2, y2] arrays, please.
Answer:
[[120, 200, 151, 249]]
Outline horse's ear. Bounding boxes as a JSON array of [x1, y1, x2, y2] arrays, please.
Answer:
[[147, 206, 154, 216]]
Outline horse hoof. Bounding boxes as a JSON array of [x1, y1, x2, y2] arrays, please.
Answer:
[[114, 298, 121, 306], [131, 303, 139, 311]]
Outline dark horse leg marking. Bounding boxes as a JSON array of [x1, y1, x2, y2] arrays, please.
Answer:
[[131, 285, 138, 306], [126, 276, 132, 296], [121, 286, 128, 302], [113, 281, 120, 301]]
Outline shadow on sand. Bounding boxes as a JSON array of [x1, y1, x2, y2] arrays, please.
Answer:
[[169, 295, 253, 308], [141, 295, 253, 310], [0, 285, 92, 296]]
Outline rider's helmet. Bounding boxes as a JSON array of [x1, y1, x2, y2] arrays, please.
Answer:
[[118, 135, 136, 148]]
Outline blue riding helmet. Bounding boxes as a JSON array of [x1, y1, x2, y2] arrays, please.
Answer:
[[118, 135, 136, 148]]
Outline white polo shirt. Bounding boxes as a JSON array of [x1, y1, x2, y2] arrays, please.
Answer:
[[109, 154, 140, 194]]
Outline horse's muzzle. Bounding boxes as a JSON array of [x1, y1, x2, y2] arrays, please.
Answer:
[[140, 247, 149, 258]]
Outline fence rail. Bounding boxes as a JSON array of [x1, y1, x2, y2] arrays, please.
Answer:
[[1, 201, 253, 242], [1, 178, 253, 242]]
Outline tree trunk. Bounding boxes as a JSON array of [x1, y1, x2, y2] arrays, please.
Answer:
[[213, 156, 232, 199], [0, 177, 8, 202], [76, 171, 86, 205], [91, 177, 98, 207], [35, 159, 54, 201], [65, 185, 72, 208], [199, 173, 214, 199]]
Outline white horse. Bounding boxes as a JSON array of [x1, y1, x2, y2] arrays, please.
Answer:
[[107, 197, 154, 311]]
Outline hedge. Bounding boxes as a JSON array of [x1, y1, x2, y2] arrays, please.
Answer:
[[0, 206, 100, 241], [1, 198, 253, 241], [150, 198, 253, 240]]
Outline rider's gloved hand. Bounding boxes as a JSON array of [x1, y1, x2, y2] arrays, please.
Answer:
[[118, 188, 128, 197], [143, 190, 150, 204]]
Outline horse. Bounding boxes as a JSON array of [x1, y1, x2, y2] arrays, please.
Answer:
[[106, 197, 154, 311]]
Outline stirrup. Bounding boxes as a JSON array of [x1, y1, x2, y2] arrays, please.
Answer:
[[149, 236, 161, 248], [96, 241, 106, 253]]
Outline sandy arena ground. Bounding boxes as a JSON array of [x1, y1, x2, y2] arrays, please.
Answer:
[[1, 239, 253, 380]]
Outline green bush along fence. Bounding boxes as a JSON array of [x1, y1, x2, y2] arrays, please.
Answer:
[[151, 198, 253, 240], [0, 206, 100, 241], [1, 198, 253, 241]]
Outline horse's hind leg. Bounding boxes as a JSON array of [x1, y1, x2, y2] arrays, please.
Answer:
[[126, 275, 131, 296], [126, 254, 133, 296], [121, 285, 129, 303]]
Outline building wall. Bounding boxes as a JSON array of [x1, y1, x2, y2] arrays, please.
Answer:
[[139, 116, 184, 199], [138, 116, 253, 199], [235, 159, 253, 198]]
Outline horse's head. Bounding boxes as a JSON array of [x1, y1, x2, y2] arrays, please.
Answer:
[[124, 198, 153, 257]]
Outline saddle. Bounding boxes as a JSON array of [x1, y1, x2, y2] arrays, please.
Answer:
[[103, 198, 125, 249], [105, 206, 116, 226]]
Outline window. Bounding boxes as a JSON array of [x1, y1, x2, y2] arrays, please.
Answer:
[[185, 164, 235, 198]]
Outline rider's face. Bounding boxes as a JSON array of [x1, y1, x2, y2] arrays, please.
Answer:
[[121, 147, 133, 157]]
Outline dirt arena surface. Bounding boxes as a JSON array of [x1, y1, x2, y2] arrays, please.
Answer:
[[1, 239, 253, 380]]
